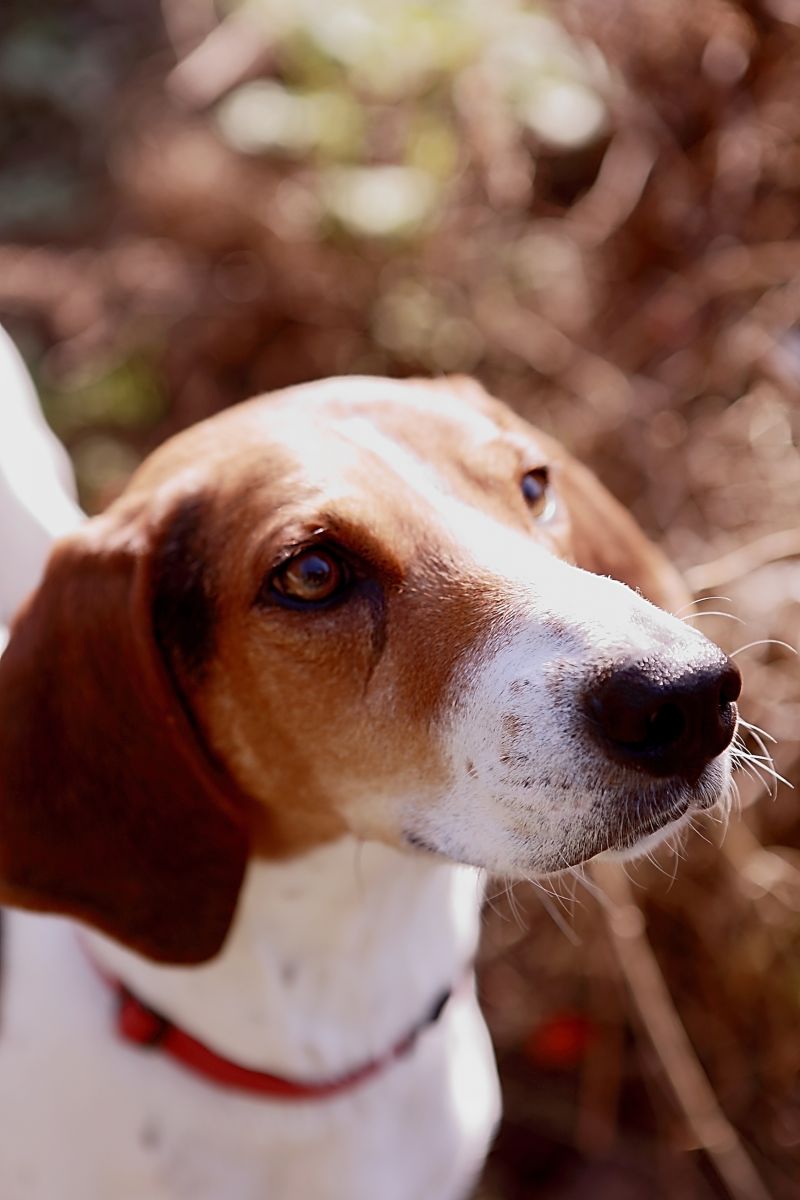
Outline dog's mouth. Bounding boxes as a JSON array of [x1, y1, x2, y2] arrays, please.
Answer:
[[403, 746, 732, 877], [583, 753, 732, 865], [597, 795, 693, 861], [529, 752, 732, 874]]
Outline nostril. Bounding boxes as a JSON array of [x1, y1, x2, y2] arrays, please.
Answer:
[[646, 702, 686, 749], [719, 663, 742, 707]]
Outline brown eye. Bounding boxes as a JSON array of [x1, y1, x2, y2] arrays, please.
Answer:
[[521, 468, 551, 518], [271, 548, 349, 606]]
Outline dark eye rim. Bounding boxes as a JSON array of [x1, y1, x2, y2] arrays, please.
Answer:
[[521, 466, 555, 518], [265, 544, 355, 611]]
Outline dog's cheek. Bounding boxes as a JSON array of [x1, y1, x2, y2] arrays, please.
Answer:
[[195, 617, 441, 852]]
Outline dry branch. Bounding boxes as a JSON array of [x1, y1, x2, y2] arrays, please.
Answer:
[[591, 861, 773, 1200], [685, 529, 800, 592]]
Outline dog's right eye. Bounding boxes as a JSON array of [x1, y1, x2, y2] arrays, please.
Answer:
[[521, 468, 551, 519], [269, 547, 351, 607]]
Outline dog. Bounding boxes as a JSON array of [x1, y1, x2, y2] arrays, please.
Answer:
[[0, 373, 740, 1199]]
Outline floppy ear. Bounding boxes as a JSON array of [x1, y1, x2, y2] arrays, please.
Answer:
[[0, 496, 250, 964], [557, 453, 691, 614]]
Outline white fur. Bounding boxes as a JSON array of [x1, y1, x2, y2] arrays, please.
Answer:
[[0, 845, 499, 1200]]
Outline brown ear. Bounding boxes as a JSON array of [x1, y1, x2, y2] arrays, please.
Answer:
[[558, 455, 691, 614], [0, 497, 250, 964]]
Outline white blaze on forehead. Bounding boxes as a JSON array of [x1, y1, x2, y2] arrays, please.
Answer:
[[261, 401, 498, 513], [268, 402, 543, 560], [302, 410, 549, 570], [332, 411, 507, 506]]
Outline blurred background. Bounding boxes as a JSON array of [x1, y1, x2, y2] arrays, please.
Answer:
[[2, 0, 800, 1195]]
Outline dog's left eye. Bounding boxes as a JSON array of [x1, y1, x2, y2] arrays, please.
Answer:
[[271, 547, 350, 606], [521, 468, 551, 518]]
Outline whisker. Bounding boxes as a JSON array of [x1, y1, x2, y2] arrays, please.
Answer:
[[674, 595, 733, 617], [743, 763, 776, 799], [662, 830, 686, 889], [731, 638, 797, 658], [732, 720, 791, 797], [518, 868, 569, 912], [745, 727, 775, 761], [482, 888, 508, 923], [505, 879, 528, 932], [737, 716, 777, 744], [735, 749, 790, 795], [749, 760, 792, 789], [522, 872, 582, 946], [689, 817, 714, 847], [725, 778, 741, 820], [731, 758, 760, 786], [741, 728, 792, 788], [681, 610, 744, 624], [642, 843, 681, 881], [578, 862, 622, 908]]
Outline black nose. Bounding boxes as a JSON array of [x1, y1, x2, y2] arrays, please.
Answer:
[[585, 651, 741, 780]]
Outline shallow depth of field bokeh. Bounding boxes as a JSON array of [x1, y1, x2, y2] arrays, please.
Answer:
[[3, 1, 800, 1196]]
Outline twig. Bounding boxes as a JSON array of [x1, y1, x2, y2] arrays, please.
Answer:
[[454, 66, 532, 209], [473, 285, 635, 411], [591, 861, 773, 1200], [723, 823, 800, 913], [576, 943, 624, 1155], [568, 131, 657, 247], [685, 528, 800, 592], [160, 0, 218, 60], [166, 6, 274, 109]]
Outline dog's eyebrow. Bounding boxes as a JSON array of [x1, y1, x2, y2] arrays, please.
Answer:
[[261, 510, 408, 585], [457, 435, 546, 488]]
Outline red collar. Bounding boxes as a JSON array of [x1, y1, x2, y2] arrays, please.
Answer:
[[96, 964, 461, 1102]]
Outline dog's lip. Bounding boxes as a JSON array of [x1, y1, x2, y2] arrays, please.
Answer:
[[603, 795, 693, 856], [551, 800, 692, 870], [553, 760, 729, 869], [592, 753, 731, 859]]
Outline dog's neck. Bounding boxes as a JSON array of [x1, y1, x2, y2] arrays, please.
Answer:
[[86, 837, 483, 1079]]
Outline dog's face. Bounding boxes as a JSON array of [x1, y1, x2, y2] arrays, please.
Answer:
[[0, 377, 739, 961]]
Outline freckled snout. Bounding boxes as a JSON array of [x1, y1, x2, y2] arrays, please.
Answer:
[[584, 649, 741, 781]]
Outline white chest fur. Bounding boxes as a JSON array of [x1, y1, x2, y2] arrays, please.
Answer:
[[0, 840, 500, 1200]]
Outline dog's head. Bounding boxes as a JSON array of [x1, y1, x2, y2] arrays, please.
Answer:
[[0, 377, 739, 962]]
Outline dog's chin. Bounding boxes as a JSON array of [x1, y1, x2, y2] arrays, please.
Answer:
[[588, 756, 732, 866], [531, 758, 732, 874], [402, 757, 732, 876], [595, 807, 693, 864]]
